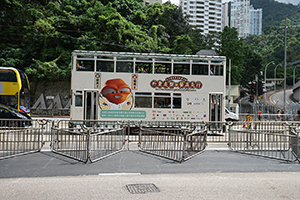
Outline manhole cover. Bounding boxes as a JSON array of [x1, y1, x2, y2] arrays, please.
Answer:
[[126, 183, 160, 194]]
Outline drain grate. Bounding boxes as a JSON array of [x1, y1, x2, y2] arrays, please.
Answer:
[[126, 183, 160, 194]]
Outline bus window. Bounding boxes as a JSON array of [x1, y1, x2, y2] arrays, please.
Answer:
[[75, 91, 83, 107], [173, 93, 182, 109], [210, 65, 223, 76], [76, 60, 94, 71], [135, 92, 152, 108], [97, 60, 114, 72], [173, 64, 190, 75], [135, 62, 152, 73], [154, 63, 171, 74], [0, 95, 18, 108], [0, 70, 17, 82], [154, 93, 171, 108], [116, 61, 133, 73], [192, 64, 209, 75]]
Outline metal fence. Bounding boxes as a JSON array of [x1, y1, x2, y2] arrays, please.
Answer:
[[0, 119, 45, 160], [51, 120, 125, 163], [229, 121, 300, 162], [139, 126, 207, 162]]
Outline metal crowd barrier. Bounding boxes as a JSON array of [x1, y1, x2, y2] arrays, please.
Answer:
[[229, 121, 300, 162], [51, 120, 125, 163], [0, 119, 46, 159], [138, 126, 207, 162]]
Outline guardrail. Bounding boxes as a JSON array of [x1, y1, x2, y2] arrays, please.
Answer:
[[51, 121, 125, 163], [0, 119, 46, 159], [139, 126, 207, 162], [229, 121, 300, 162]]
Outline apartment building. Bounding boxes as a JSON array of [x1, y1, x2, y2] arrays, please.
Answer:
[[227, 0, 262, 38], [249, 6, 262, 35], [180, 0, 223, 35]]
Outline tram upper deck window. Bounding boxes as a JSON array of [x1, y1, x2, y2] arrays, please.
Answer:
[[116, 58, 133, 73], [97, 60, 114, 72], [76, 60, 94, 71], [192, 64, 209, 75], [154, 63, 171, 74], [173, 63, 190, 75], [210, 64, 223, 76], [135, 62, 153, 73], [134, 92, 152, 108], [154, 93, 171, 108]]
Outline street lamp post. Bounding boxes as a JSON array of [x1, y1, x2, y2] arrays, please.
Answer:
[[284, 10, 300, 111], [293, 65, 300, 85], [274, 64, 282, 91], [264, 61, 275, 101]]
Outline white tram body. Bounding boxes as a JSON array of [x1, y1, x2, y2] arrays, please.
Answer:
[[70, 50, 226, 122]]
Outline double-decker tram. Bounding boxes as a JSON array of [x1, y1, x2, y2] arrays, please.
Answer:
[[0, 67, 31, 115], [70, 50, 226, 122]]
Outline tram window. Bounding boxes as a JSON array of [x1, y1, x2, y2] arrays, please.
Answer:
[[135, 62, 152, 73], [135, 93, 152, 108], [173, 64, 190, 75], [173, 97, 181, 109], [97, 61, 114, 72], [154, 63, 171, 74], [76, 60, 94, 71], [173, 93, 181, 109], [116, 61, 133, 73], [210, 65, 223, 76], [192, 64, 208, 75], [154, 93, 171, 108], [75, 92, 83, 107]]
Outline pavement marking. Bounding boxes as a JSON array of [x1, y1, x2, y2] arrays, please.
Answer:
[[98, 173, 141, 176]]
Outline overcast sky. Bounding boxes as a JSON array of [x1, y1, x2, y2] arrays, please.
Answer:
[[163, 0, 299, 6]]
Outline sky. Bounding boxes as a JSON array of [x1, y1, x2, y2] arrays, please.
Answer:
[[162, 0, 299, 6]]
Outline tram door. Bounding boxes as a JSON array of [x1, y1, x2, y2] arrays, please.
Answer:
[[84, 91, 98, 120], [210, 94, 222, 122]]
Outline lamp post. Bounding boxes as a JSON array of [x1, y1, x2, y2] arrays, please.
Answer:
[[274, 64, 282, 91], [293, 65, 300, 85], [284, 9, 300, 111], [264, 61, 275, 101]]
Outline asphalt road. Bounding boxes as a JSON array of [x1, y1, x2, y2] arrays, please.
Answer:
[[269, 89, 293, 105], [1, 148, 300, 199]]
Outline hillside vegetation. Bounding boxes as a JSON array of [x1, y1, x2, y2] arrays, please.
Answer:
[[0, 0, 300, 88]]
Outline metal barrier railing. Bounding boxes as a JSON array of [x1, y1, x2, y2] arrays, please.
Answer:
[[138, 126, 207, 162], [51, 121, 125, 163], [229, 121, 300, 162], [0, 119, 45, 159]]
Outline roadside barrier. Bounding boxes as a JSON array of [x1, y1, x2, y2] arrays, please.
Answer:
[[1, 119, 299, 163], [139, 126, 207, 162], [229, 121, 300, 162], [0, 119, 46, 159], [51, 121, 125, 163]]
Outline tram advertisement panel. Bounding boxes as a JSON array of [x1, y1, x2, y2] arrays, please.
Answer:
[[96, 74, 214, 121]]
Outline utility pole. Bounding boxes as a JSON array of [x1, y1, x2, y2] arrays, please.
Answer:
[[228, 59, 231, 109], [255, 74, 258, 121]]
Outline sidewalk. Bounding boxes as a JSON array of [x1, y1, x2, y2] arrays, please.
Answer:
[[1, 172, 300, 200]]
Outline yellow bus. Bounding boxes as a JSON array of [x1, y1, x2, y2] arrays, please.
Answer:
[[70, 50, 226, 122], [0, 67, 31, 115]]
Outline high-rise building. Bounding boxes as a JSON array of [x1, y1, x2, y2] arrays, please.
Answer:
[[222, 2, 231, 30], [230, 0, 250, 38], [180, 0, 223, 35], [249, 6, 262, 35], [228, 0, 262, 38]]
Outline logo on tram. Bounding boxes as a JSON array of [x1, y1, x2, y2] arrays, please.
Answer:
[[150, 76, 202, 91]]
